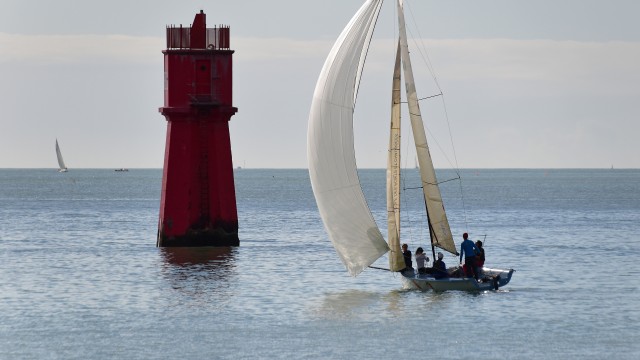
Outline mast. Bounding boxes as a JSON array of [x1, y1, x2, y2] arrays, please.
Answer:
[[387, 40, 405, 272]]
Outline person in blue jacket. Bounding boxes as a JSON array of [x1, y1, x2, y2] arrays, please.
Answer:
[[433, 252, 448, 279], [459, 233, 480, 280]]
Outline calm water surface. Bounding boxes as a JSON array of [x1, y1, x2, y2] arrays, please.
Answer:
[[0, 169, 639, 359]]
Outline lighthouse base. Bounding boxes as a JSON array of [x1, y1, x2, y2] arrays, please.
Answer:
[[157, 222, 239, 247]]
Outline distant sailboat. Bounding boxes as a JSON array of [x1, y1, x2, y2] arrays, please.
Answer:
[[55, 139, 68, 172]]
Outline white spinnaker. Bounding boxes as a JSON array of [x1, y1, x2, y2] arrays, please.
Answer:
[[387, 40, 405, 272], [307, 0, 388, 276], [55, 139, 67, 170], [397, 0, 457, 255]]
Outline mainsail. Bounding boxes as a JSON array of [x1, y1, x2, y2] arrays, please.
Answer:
[[387, 40, 405, 272], [55, 139, 67, 172], [397, 0, 457, 255], [307, 0, 388, 276]]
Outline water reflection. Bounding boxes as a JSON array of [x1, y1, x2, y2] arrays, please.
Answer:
[[159, 247, 237, 306], [313, 287, 489, 320], [160, 246, 236, 268], [313, 289, 429, 320], [314, 290, 388, 320]]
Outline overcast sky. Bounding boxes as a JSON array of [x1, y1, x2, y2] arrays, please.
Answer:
[[1, 0, 639, 169]]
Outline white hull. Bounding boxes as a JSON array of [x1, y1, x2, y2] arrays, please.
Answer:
[[401, 267, 515, 292], [57, 168, 68, 173]]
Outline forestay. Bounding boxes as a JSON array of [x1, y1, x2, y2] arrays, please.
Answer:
[[307, 0, 388, 276]]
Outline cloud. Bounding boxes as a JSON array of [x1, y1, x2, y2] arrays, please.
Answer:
[[0, 33, 334, 65], [0, 33, 163, 64], [1, 33, 638, 168], [4, 32, 639, 90], [364, 38, 640, 95], [233, 37, 332, 61]]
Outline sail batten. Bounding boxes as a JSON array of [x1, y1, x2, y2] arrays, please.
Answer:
[[397, 0, 458, 255], [308, 0, 387, 276]]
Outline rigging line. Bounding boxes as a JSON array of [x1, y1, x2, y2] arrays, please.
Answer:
[[438, 93, 468, 229], [418, 92, 443, 101], [403, 10, 459, 172], [458, 169, 469, 231], [404, 176, 460, 190], [403, 0, 461, 174], [368, 266, 391, 272], [404, 0, 442, 92], [404, 2, 462, 175], [405, 0, 468, 230], [393, 0, 397, 48], [405, 110, 458, 170], [424, 176, 460, 186], [404, 5, 464, 177], [439, 95, 461, 176], [400, 92, 443, 103]]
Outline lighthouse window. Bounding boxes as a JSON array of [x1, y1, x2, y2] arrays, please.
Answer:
[[200, 65, 207, 71]]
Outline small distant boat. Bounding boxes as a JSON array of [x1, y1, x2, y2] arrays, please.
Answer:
[[307, 0, 514, 291], [115, 168, 129, 172], [55, 139, 68, 173]]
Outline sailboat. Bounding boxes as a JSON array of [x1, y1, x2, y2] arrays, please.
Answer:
[[307, 0, 514, 291], [55, 139, 68, 173]]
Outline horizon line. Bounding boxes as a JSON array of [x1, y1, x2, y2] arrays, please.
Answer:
[[1, 167, 638, 171]]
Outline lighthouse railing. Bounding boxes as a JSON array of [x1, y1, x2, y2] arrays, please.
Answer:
[[166, 26, 231, 50]]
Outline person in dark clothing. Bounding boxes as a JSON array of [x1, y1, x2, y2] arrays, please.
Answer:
[[475, 240, 485, 266], [401, 243, 413, 271], [432, 252, 448, 279], [475, 240, 485, 272], [459, 233, 480, 280]]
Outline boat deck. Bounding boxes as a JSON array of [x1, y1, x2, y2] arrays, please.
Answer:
[[401, 267, 515, 292]]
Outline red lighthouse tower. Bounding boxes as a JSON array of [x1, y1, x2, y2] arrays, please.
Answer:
[[157, 11, 239, 247]]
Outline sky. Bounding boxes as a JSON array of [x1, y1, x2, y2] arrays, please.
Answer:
[[1, 0, 639, 169]]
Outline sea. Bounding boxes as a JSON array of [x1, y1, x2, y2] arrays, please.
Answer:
[[1, 168, 639, 359]]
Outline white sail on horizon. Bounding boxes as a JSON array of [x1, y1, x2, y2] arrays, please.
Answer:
[[55, 139, 68, 172]]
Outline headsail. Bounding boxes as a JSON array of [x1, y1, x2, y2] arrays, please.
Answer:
[[397, 0, 458, 255], [55, 139, 67, 171], [307, 0, 388, 276], [387, 40, 405, 272]]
